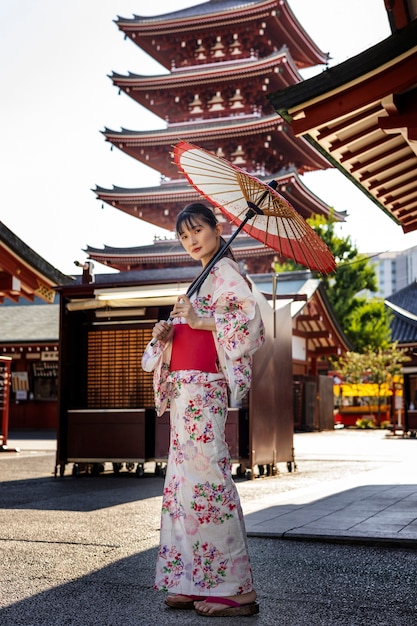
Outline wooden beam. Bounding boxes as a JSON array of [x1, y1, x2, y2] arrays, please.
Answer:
[[308, 346, 341, 356], [274, 294, 308, 301], [296, 313, 322, 323], [385, 0, 411, 31], [379, 112, 417, 134], [291, 53, 417, 136], [294, 329, 331, 339]]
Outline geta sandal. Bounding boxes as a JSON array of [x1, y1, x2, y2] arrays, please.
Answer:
[[195, 596, 260, 617], [165, 594, 206, 610]]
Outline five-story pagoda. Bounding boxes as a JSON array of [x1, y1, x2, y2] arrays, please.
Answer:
[[90, 0, 342, 273]]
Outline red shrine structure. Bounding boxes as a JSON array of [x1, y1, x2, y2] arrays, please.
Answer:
[[90, 0, 343, 273], [270, 3, 417, 233]]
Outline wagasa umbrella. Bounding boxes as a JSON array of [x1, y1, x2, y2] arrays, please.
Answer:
[[150, 141, 335, 345], [173, 140, 336, 275]]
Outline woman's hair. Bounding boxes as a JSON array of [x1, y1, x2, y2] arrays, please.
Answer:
[[176, 203, 236, 261], [176, 202, 217, 236]]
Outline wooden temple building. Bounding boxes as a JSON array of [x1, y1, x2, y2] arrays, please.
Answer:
[[90, 0, 344, 273], [0, 223, 72, 435], [269, 1, 417, 234]]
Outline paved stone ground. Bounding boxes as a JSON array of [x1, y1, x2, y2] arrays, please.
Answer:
[[0, 429, 416, 625]]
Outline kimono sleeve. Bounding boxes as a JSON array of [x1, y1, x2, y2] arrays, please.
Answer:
[[141, 340, 172, 416], [212, 259, 264, 361], [141, 339, 165, 372]]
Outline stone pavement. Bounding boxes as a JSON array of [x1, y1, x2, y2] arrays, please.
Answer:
[[243, 429, 417, 546], [1, 429, 417, 625], [243, 461, 417, 546], [4, 428, 417, 547]]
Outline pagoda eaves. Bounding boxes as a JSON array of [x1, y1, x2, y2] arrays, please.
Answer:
[[94, 168, 343, 233], [269, 19, 417, 233], [116, 0, 328, 70], [85, 235, 286, 274], [103, 113, 331, 178], [111, 49, 302, 124]]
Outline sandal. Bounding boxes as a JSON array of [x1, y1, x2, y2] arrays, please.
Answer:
[[195, 596, 260, 617], [165, 594, 206, 610]]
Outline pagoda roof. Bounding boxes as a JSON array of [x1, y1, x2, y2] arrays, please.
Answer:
[[111, 49, 302, 122], [0, 222, 73, 304], [115, 0, 328, 70], [85, 234, 280, 269], [94, 167, 342, 229], [103, 113, 331, 177], [269, 19, 417, 233], [111, 48, 301, 87], [58, 266, 201, 293]]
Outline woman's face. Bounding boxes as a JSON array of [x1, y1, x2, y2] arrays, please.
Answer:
[[178, 218, 222, 267]]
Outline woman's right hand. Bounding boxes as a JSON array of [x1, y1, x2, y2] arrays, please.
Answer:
[[152, 320, 173, 344]]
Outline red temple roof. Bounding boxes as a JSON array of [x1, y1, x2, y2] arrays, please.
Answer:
[[90, 1, 338, 271], [269, 19, 417, 233], [85, 235, 284, 273], [103, 114, 331, 179], [0, 222, 73, 304], [115, 0, 328, 70], [94, 168, 341, 232], [110, 49, 301, 123]]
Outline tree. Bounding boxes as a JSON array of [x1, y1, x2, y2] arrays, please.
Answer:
[[336, 344, 410, 425], [305, 214, 377, 330], [347, 299, 393, 352], [273, 214, 391, 351]]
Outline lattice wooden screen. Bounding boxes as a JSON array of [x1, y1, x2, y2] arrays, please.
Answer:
[[87, 326, 154, 408]]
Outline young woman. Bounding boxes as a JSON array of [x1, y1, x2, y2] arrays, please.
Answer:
[[142, 203, 265, 617]]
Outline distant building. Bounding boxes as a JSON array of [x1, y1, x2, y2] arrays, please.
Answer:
[[369, 246, 417, 298]]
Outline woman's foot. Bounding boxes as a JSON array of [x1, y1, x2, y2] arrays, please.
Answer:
[[194, 590, 258, 616], [165, 594, 206, 610]]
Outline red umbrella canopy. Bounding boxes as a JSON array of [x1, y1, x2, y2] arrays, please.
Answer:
[[173, 141, 336, 275]]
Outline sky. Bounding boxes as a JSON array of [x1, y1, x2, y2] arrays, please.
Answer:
[[1, 0, 416, 277]]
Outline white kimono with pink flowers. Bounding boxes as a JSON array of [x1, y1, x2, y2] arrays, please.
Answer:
[[142, 257, 264, 596]]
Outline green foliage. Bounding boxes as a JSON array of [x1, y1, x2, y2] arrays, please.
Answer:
[[273, 213, 392, 351], [347, 299, 393, 352], [336, 345, 410, 426], [335, 350, 366, 384], [306, 215, 377, 333], [337, 344, 410, 386]]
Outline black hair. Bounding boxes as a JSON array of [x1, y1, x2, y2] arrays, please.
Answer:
[[176, 203, 236, 261], [176, 202, 217, 235]]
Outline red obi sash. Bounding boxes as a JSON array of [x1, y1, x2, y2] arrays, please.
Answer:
[[170, 324, 218, 373]]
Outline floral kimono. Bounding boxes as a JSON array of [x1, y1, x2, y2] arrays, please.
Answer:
[[142, 257, 264, 596]]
